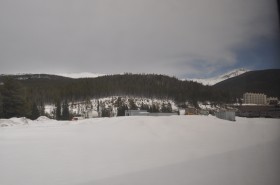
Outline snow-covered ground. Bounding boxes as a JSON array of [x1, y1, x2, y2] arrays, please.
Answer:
[[0, 116, 279, 185]]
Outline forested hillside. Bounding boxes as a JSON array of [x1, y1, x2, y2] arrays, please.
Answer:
[[213, 69, 280, 98], [1, 71, 279, 119], [0, 74, 231, 104]]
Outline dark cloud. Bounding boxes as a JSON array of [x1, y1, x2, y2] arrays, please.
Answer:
[[0, 0, 278, 77]]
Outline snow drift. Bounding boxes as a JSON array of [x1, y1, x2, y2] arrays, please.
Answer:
[[0, 116, 279, 185]]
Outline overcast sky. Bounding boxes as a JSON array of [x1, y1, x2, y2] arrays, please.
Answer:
[[0, 0, 279, 78]]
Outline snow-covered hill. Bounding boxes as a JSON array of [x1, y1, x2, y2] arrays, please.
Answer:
[[190, 68, 249, 86], [0, 116, 279, 185], [57, 72, 106, 79]]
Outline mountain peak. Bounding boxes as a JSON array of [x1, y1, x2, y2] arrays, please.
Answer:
[[190, 68, 249, 86]]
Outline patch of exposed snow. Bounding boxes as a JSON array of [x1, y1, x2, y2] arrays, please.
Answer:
[[189, 68, 249, 85], [57, 72, 106, 79]]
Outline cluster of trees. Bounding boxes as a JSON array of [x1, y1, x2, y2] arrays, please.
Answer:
[[54, 100, 71, 120], [5, 73, 233, 105], [0, 78, 42, 120], [115, 98, 173, 116]]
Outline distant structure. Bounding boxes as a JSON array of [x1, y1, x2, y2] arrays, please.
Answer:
[[125, 110, 178, 117], [125, 110, 149, 116], [236, 105, 280, 118], [267, 97, 279, 105], [199, 110, 209, 116], [185, 107, 198, 115], [84, 110, 99, 118], [215, 110, 236, 121], [243, 93, 267, 105]]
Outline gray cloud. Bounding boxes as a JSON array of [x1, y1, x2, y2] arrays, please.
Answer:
[[0, 0, 278, 77]]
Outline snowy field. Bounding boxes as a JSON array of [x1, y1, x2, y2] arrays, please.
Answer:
[[0, 116, 280, 185]]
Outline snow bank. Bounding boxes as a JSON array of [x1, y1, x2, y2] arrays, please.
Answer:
[[0, 117, 29, 127], [36, 116, 51, 121], [0, 116, 279, 185]]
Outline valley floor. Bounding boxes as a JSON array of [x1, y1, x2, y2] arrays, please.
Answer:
[[0, 115, 279, 185]]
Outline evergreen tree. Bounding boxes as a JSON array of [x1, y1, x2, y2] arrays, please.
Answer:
[[1, 78, 28, 118], [167, 102, 172, 112], [161, 103, 168, 112], [55, 100, 61, 120], [140, 102, 144, 110], [62, 100, 70, 120], [38, 100, 45, 116], [115, 97, 123, 107], [85, 97, 92, 110], [140, 103, 149, 111], [97, 100, 100, 112], [0, 92, 3, 118], [149, 103, 159, 113], [30, 102, 40, 120], [129, 99, 138, 110], [101, 108, 111, 117], [117, 104, 128, 116]]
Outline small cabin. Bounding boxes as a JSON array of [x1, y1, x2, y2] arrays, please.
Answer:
[[125, 110, 149, 116], [185, 107, 198, 115], [85, 110, 99, 118], [72, 116, 85, 121], [199, 110, 209, 116], [215, 111, 236, 121]]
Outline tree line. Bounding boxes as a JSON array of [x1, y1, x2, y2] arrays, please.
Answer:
[[18, 73, 232, 103], [0, 74, 233, 119]]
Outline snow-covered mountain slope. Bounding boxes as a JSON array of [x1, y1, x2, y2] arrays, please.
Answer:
[[56, 72, 106, 79], [0, 116, 279, 185], [190, 68, 249, 86]]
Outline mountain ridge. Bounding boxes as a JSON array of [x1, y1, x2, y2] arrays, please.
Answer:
[[213, 69, 280, 98], [189, 68, 249, 85]]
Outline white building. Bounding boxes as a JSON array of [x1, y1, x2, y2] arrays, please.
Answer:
[[267, 97, 278, 105], [125, 110, 149, 116], [85, 110, 99, 118], [243, 93, 267, 105]]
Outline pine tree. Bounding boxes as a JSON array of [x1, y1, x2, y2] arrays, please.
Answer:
[[150, 103, 159, 113], [129, 99, 138, 110], [85, 97, 92, 110], [55, 100, 61, 120], [38, 101, 45, 116], [0, 92, 3, 118], [30, 102, 40, 120], [101, 108, 111, 117], [140, 102, 149, 111], [1, 78, 28, 118], [115, 97, 122, 107], [167, 102, 172, 112], [117, 104, 128, 116], [62, 100, 70, 120], [161, 103, 167, 112]]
